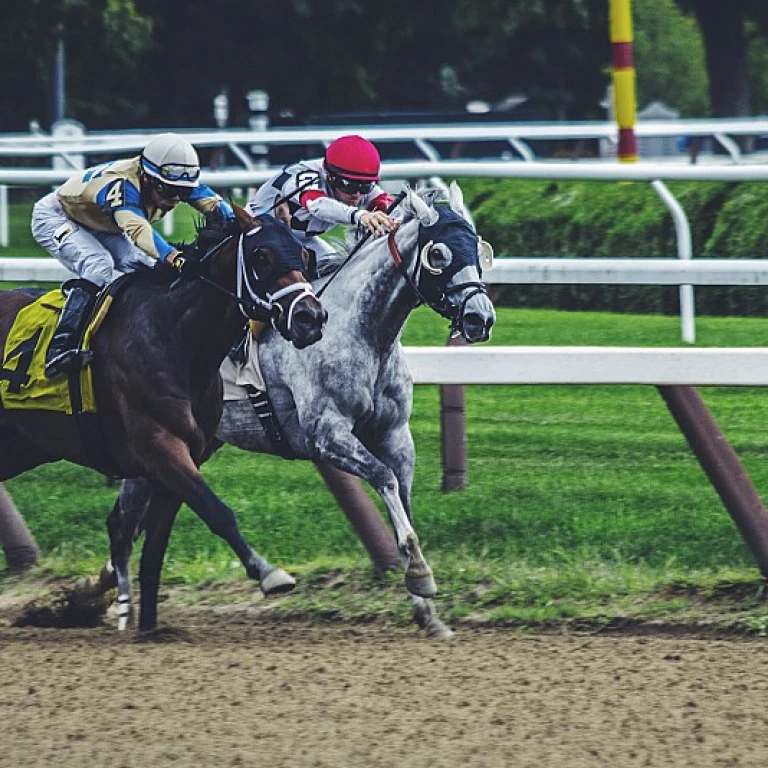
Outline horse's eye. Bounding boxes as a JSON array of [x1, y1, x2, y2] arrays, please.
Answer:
[[420, 241, 452, 274]]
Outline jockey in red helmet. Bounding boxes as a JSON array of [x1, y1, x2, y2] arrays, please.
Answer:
[[324, 134, 383, 184], [247, 135, 399, 280]]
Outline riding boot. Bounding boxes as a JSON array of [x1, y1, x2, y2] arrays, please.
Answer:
[[44, 279, 100, 378]]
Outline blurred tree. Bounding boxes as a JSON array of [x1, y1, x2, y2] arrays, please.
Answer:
[[455, 0, 610, 119], [4, 0, 768, 131], [634, 0, 709, 117], [132, 0, 613, 125], [0, 0, 152, 131], [0, 0, 60, 130], [747, 20, 768, 115], [675, 0, 768, 117], [66, 0, 154, 128]]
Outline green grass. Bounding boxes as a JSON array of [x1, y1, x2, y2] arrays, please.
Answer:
[[4, 306, 768, 577]]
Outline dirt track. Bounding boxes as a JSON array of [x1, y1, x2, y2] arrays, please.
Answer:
[[2, 601, 768, 768]]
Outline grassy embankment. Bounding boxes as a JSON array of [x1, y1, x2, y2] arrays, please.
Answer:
[[3, 200, 768, 632]]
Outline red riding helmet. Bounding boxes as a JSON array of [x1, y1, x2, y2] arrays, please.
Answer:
[[324, 135, 381, 181]]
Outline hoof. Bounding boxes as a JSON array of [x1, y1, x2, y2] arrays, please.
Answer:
[[425, 619, 455, 640], [405, 568, 437, 599], [260, 567, 296, 596]]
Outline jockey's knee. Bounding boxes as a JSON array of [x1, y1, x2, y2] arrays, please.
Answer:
[[77, 262, 112, 288], [57, 242, 113, 287]]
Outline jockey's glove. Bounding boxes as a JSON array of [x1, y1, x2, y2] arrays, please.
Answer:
[[205, 206, 234, 233], [170, 252, 205, 280]]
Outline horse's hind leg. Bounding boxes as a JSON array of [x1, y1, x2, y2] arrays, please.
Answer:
[[0, 484, 39, 571], [108, 477, 151, 630]]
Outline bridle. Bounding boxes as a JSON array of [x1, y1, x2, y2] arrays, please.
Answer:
[[315, 190, 489, 335], [386, 215, 489, 335], [181, 224, 316, 334], [235, 228, 316, 334]]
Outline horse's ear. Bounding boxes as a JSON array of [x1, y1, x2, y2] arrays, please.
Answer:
[[232, 202, 258, 232], [409, 188, 439, 226], [448, 182, 464, 214], [448, 181, 476, 229]]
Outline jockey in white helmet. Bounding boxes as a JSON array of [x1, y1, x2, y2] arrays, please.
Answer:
[[32, 132, 235, 378]]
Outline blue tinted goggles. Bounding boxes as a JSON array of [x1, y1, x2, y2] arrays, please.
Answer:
[[158, 163, 201, 183], [142, 156, 201, 184]]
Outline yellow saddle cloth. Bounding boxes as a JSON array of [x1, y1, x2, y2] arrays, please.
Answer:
[[0, 289, 98, 414]]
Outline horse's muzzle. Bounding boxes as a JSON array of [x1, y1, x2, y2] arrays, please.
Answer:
[[461, 311, 495, 343], [290, 303, 327, 349]]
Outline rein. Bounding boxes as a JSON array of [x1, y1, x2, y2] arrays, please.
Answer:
[[316, 191, 407, 299]]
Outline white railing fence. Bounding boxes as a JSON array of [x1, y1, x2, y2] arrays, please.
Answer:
[[2, 117, 768, 165]]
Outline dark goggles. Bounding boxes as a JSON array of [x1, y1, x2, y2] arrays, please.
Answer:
[[153, 180, 193, 200], [328, 173, 374, 195]]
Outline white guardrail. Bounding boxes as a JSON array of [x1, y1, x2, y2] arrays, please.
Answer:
[[2, 256, 768, 389], [4, 256, 768, 286], [404, 347, 768, 386], [3, 117, 768, 165]]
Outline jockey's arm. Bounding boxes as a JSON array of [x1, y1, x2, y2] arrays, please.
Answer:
[[103, 179, 178, 263], [367, 190, 394, 212], [113, 208, 176, 263], [188, 184, 235, 229], [300, 190, 362, 226], [301, 190, 397, 236]]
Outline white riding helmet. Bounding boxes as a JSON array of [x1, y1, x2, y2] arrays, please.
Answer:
[[140, 133, 201, 188]]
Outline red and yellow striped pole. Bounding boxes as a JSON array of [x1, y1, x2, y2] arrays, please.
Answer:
[[609, 0, 638, 162]]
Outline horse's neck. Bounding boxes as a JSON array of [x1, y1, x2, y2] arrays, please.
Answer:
[[329, 222, 420, 352], [174, 244, 245, 363]]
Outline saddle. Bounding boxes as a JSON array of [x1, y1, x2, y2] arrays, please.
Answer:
[[0, 288, 98, 414], [222, 328, 295, 459], [0, 276, 132, 478]]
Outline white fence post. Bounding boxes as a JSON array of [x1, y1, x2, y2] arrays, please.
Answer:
[[651, 179, 695, 344], [0, 186, 7, 248]]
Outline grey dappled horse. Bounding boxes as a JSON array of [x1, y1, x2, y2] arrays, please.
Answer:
[[104, 183, 496, 637]]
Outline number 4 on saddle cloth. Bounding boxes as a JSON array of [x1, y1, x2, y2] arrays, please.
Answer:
[[0, 282, 122, 476], [0, 284, 114, 416]]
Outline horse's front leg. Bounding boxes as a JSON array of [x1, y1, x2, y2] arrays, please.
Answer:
[[313, 429, 436, 599], [147, 432, 295, 602], [372, 426, 453, 637], [410, 595, 454, 640], [137, 485, 180, 632]]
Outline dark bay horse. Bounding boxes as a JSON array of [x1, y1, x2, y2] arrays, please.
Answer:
[[110, 184, 495, 637], [0, 204, 326, 631]]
